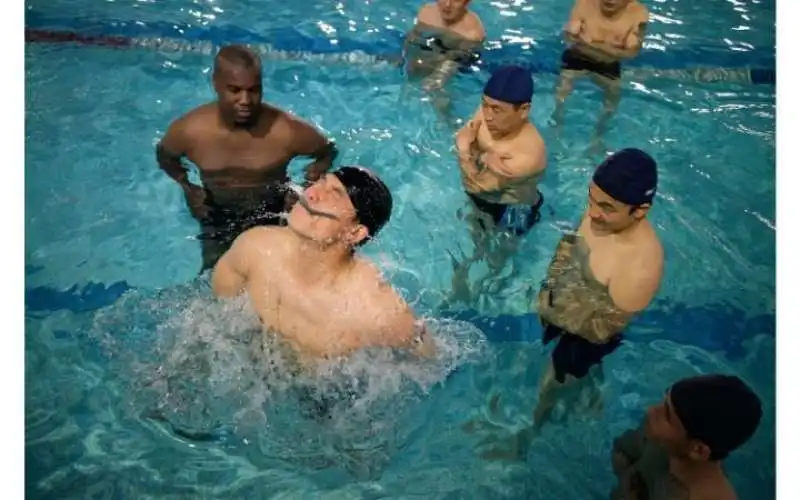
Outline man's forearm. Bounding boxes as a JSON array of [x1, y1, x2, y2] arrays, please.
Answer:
[[156, 144, 191, 189]]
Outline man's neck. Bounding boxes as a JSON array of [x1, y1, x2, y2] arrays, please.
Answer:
[[600, 5, 628, 21], [216, 104, 264, 132], [491, 120, 528, 142], [291, 234, 354, 283], [442, 10, 468, 27], [669, 456, 727, 491], [611, 218, 648, 242]]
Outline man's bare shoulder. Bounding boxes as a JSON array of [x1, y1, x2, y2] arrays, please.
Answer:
[[630, 0, 650, 20], [510, 124, 547, 174], [235, 226, 288, 258], [461, 12, 486, 42], [635, 222, 664, 266], [416, 3, 439, 24], [172, 103, 220, 136], [352, 259, 411, 316], [622, 222, 664, 286]]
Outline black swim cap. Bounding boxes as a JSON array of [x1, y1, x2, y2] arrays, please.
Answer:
[[670, 374, 763, 461], [331, 165, 393, 243], [592, 148, 658, 206], [483, 65, 534, 105]]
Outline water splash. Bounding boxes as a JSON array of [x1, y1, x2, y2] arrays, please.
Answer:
[[89, 280, 489, 476]]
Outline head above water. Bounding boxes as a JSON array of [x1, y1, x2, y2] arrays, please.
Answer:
[[645, 374, 762, 462], [287, 166, 393, 249], [600, 0, 632, 17], [481, 65, 533, 137], [437, 0, 471, 24], [212, 45, 263, 127], [587, 148, 657, 233]]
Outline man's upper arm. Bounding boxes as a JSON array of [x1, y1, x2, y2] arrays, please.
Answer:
[[567, 0, 585, 25], [609, 249, 663, 313], [291, 119, 334, 158], [375, 287, 436, 357], [157, 117, 188, 160], [211, 228, 261, 298]]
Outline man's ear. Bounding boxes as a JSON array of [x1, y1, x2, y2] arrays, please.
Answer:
[[348, 224, 370, 246]]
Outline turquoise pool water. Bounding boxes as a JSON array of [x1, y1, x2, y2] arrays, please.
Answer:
[[25, 0, 775, 498]]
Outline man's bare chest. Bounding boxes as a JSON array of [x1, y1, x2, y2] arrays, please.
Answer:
[[188, 134, 294, 173], [252, 277, 366, 356]]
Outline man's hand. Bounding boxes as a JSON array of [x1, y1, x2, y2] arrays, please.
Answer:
[[612, 451, 631, 476], [479, 151, 514, 176], [456, 117, 481, 154], [183, 184, 212, 221], [564, 20, 584, 43]]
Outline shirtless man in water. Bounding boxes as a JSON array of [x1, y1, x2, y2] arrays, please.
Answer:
[[465, 149, 663, 461], [612, 374, 762, 500], [451, 65, 547, 300], [403, 0, 486, 117], [553, 0, 649, 146], [211, 166, 435, 365], [157, 45, 337, 272], [532, 148, 663, 428]]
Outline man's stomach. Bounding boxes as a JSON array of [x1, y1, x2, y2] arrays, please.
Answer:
[[203, 179, 290, 211], [466, 183, 541, 206], [569, 42, 621, 65]]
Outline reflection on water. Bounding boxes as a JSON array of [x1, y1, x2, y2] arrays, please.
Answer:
[[87, 280, 489, 479]]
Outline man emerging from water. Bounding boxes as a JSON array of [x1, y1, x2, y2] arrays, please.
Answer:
[[157, 44, 337, 272], [403, 0, 486, 118], [533, 148, 663, 427], [211, 166, 435, 365], [612, 374, 762, 500], [552, 0, 649, 150]]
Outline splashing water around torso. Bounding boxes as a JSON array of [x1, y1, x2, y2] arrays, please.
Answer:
[[91, 281, 489, 477]]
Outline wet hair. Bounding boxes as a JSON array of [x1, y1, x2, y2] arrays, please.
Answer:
[[331, 166, 393, 246], [670, 374, 763, 461], [213, 44, 261, 77]]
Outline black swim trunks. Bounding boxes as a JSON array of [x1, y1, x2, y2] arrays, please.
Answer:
[[467, 191, 544, 236], [560, 47, 621, 80], [541, 320, 623, 384], [417, 35, 481, 70], [199, 182, 292, 247]]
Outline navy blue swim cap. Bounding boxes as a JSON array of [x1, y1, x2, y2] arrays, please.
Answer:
[[483, 65, 534, 105], [331, 165, 393, 242], [670, 374, 762, 461], [592, 148, 658, 206]]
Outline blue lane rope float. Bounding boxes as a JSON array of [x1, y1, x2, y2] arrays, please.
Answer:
[[25, 10, 775, 84]]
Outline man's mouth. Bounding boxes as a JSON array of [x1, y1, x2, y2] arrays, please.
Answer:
[[298, 196, 338, 220]]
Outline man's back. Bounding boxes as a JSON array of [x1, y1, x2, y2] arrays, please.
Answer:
[[216, 227, 426, 361]]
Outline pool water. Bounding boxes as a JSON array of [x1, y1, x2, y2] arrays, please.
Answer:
[[25, 0, 775, 498]]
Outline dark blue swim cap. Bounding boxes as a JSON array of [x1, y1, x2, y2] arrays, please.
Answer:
[[483, 65, 534, 105], [592, 148, 658, 206], [670, 374, 762, 461], [331, 165, 393, 242]]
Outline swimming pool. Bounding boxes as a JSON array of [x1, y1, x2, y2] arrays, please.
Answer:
[[25, 0, 775, 498]]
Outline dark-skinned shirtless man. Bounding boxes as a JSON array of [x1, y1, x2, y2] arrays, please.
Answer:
[[157, 45, 337, 271]]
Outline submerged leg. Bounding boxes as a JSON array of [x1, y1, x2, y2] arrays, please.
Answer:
[[589, 74, 622, 153]]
